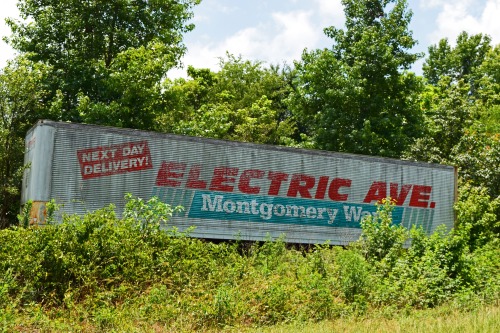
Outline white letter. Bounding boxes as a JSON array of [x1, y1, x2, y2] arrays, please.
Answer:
[[223, 200, 236, 213], [260, 203, 273, 220], [326, 208, 338, 224], [84, 165, 93, 175], [273, 204, 286, 217], [344, 206, 363, 222], [202, 194, 223, 212], [286, 205, 306, 217], [136, 157, 145, 166], [236, 201, 250, 214], [251, 200, 259, 215], [82, 153, 92, 163], [306, 207, 317, 219]]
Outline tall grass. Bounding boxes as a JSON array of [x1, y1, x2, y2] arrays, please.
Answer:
[[252, 305, 500, 333]]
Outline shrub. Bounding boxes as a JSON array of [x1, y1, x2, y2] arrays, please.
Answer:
[[334, 249, 371, 304], [357, 198, 408, 275], [1, 193, 499, 329], [455, 183, 500, 250]]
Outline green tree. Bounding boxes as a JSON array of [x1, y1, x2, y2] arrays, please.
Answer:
[[423, 32, 491, 88], [0, 57, 52, 227], [455, 184, 500, 250], [406, 33, 499, 168], [451, 131, 500, 198], [406, 80, 476, 162], [0, 0, 200, 227], [161, 55, 296, 145], [289, 0, 423, 157], [159, 66, 218, 132], [76, 42, 175, 129], [476, 45, 500, 134], [6, 0, 200, 123], [407, 32, 500, 243], [411, 32, 497, 160]]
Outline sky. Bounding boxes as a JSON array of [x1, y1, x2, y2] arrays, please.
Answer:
[[1, 0, 500, 78]]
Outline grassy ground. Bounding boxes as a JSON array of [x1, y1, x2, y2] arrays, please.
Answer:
[[4, 304, 499, 332], [238, 305, 500, 333]]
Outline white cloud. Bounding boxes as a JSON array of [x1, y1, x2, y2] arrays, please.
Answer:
[[265, 10, 319, 62], [169, 41, 222, 79], [169, 0, 348, 80], [418, 0, 458, 9], [430, 0, 500, 45], [217, 10, 316, 62], [170, 9, 324, 78], [223, 25, 271, 59], [193, 0, 235, 23], [480, 0, 500, 43], [0, 0, 20, 67], [313, 0, 345, 27]]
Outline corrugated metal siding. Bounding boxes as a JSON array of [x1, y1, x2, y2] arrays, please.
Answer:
[[21, 124, 56, 204], [26, 120, 456, 245]]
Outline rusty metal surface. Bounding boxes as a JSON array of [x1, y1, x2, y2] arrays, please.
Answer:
[[28, 201, 47, 225]]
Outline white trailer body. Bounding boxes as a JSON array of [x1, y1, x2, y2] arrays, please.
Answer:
[[22, 120, 457, 245]]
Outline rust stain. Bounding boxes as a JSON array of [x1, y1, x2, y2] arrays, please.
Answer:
[[29, 201, 47, 225]]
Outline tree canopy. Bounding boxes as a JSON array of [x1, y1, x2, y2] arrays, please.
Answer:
[[160, 54, 296, 145], [0, 57, 52, 227], [6, 0, 200, 122], [289, 0, 423, 158]]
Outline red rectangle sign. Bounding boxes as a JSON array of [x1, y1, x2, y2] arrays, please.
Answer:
[[77, 141, 153, 179]]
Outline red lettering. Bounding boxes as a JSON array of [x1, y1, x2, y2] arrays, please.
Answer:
[[186, 165, 207, 189], [209, 167, 239, 192], [390, 183, 412, 205], [314, 176, 329, 199], [238, 169, 265, 194], [155, 161, 186, 187], [287, 174, 315, 198], [409, 185, 432, 208], [363, 181, 387, 203], [268, 172, 288, 195], [328, 178, 351, 201], [78, 141, 152, 179]]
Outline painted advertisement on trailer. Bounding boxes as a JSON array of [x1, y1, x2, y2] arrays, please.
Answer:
[[22, 121, 457, 245]]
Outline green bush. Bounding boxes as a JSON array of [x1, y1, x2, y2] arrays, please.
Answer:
[[372, 226, 468, 308], [0, 194, 498, 330], [358, 198, 408, 266], [455, 183, 500, 250], [334, 249, 371, 304]]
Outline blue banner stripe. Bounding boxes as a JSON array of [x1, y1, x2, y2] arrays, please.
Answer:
[[187, 190, 405, 228]]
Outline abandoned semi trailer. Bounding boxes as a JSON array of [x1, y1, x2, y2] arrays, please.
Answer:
[[22, 120, 457, 245]]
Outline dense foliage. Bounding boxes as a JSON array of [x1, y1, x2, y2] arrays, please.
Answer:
[[0, 196, 498, 331], [0, 57, 52, 228], [6, 0, 200, 126], [160, 55, 297, 145], [289, 0, 424, 157]]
